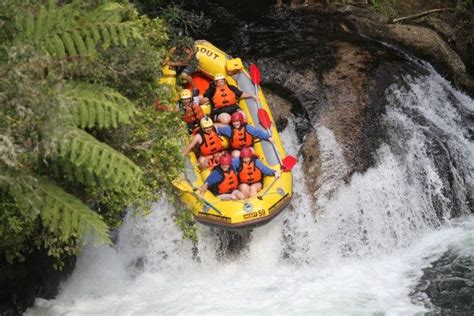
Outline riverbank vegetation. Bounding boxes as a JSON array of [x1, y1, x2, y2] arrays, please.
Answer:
[[0, 0, 192, 270]]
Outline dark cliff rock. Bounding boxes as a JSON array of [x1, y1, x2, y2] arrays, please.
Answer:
[[253, 44, 405, 196], [337, 4, 473, 96], [0, 253, 74, 315]]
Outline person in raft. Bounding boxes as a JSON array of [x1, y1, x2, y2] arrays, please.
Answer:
[[177, 89, 204, 133], [199, 154, 245, 201], [201, 73, 258, 125], [219, 112, 274, 157], [182, 116, 232, 170], [162, 44, 199, 95], [236, 147, 281, 198]]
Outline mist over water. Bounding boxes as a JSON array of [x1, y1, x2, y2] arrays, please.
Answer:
[[27, 67, 473, 315]]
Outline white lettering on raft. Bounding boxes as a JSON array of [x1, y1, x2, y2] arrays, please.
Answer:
[[199, 47, 219, 60]]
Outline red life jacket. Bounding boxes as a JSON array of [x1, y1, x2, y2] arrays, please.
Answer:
[[238, 157, 262, 184], [182, 102, 204, 124], [212, 84, 237, 109], [231, 125, 253, 149], [199, 129, 223, 156], [215, 166, 239, 194]]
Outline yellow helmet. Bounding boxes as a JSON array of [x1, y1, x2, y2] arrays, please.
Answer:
[[200, 116, 214, 129], [214, 73, 226, 81], [179, 89, 192, 100]]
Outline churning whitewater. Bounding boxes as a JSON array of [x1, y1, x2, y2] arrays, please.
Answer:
[[27, 66, 473, 315]]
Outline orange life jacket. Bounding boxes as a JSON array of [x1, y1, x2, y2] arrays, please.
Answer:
[[215, 166, 239, 194], [212, 84, 237, 109], [199, 129, 224, 156], [238, 158, 262, 184], [231, 125, 253, 149], [182, 102, 204, 124]]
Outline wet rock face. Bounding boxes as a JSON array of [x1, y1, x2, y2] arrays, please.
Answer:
[[0, 252, 75, 315], [254, 42, 405, 195], [341, 6, 474, 96], [263, 88, 292, 132], [319, 42, 375, 174], [412, 251, 474, 314]]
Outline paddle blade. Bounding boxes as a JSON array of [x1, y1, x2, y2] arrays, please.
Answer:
[[282, 155, 298, 172], [250, 64, 261, 85], [258, 108, 272, 129], [172, 178, 193, 193]]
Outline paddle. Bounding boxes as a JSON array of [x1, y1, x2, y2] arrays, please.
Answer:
[[250, 64, 298, 172], [172, 179, 222, 215], [250, 64, 261, 94], [250, 63, 265, 116], [257, 176, 279, 200], [258, 108, 298, 172]]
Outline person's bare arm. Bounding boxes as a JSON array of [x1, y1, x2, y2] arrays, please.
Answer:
[[199, 182, 208, 197], [241, 92, 258, 101], [182, 134, 201, 155]]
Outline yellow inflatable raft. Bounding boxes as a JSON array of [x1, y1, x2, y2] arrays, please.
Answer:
[[167, 40, 293, 229]]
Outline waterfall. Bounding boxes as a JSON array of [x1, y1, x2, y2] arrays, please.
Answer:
[[27, 64, 473, 315]]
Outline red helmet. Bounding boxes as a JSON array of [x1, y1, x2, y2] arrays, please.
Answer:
[[240, 148, 253, 159], [219, 154, 232, 165], [231, 112, 244, 123]]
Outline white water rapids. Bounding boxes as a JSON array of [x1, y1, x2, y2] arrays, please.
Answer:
[[27, 66, 473, 315]]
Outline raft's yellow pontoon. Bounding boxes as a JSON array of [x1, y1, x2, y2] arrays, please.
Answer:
[[167, 40, 293, 229]]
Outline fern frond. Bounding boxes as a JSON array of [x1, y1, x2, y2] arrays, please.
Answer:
[[89, 25, 101, 43], [0, 173, 40, 219], [117, 24, 128, 46], [34, 6, 48, 41], [13, 1, 139, 57], [45, 0, 57, 34], [71, 30, 87, 56], [62, 83, 136, 129], [56, 128, 142, 185], [47, 34, 67, 58], [85, 35, 96, 56], [100, 24, 111, 48], [109, 24, 119, 46], [61, 32, 77, 56], [25, 11, 34, 38], [35, 178, 110, 245], [87, 2, 126, 24], [1, 172, 110, 245]]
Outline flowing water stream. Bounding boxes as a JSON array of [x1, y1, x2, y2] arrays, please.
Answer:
[[26, 62, 473, 314]]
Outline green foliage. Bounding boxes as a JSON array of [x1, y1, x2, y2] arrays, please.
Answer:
[[56, 127, 143, 185], [35, 178, 110, 245], [85, 180, 152, 228], [0, 190, 36, 263], [161, 4, 208, 49], [133, 0, 209, 49], [0, 45, 70, 165], [369, 0, 397, 18], [62, 82, 137, 129], [1, 0, 187, 269], [0, 171, 110, 263], [456, 0, 473, 13], [91, 40, 165, 105], [174, 206, 197, 242], [12, 0, 141, 58], [124, 106, 186, 195]]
